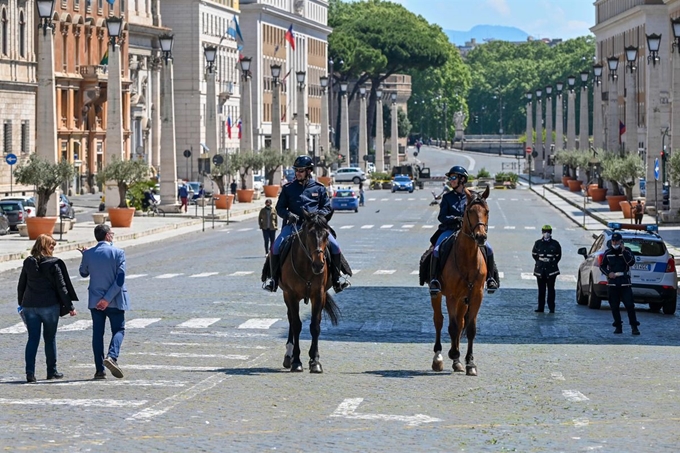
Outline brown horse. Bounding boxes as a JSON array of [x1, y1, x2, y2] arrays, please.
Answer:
[[280, 210, 340, 373], [431, 186, 490, 376]]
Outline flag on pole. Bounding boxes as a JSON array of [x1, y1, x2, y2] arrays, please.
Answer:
[[285, 25, 295, 51], [237, 119, 242, 139], [619, 120, 626, 143], [106, 0, 115, 5], [100, 49, 109, 65], [281, 68, 291, 82], [227, 116, 232, 139], [233, 15, 244, 42]]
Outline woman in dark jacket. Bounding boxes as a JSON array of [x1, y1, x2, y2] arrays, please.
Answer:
[[17, 234, 78, 383]]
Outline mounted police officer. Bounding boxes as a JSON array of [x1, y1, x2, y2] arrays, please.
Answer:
[[600, 232, 640, 335], [263, 155, 350, 294], [428, 165, 499, 295], [532, 225, 562, 313]]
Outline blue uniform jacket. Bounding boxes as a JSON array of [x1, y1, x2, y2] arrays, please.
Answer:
[[600, 246, 635, 286], [276, 179, 331, 226], [438, 190, 467, 231], [79, 242, 130, 310]]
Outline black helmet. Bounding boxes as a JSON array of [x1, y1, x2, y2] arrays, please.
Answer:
[[445, 165, 468, 180], [293, 155, 314, 169]]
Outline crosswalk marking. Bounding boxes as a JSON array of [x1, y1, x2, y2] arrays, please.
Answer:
[[58, 320, 93, 332], [0, 322, 26, 334], [229, 271, 254, 276], [155, 273, 182, 279], [488, 226, 495, 229], [562, 390, 589, 402], [525, 226, 536, 230], [238, 318, 280, 329], [498, 272, 505, 279], [127, 352, 249, 360], [402, 225, 414, 229], [381, 225, 393, 229], [127, 274, 148, 280], [410, 270, 419, 275], [190, 272, 219, 278], [340, 225, 354, 229], [381, 198, 389, 201], [408, 198, 415, 201], [177, 318, 220, 328], [127, 318, 162, 329], [361, 225, 374, 229], [368, 198, 377, 201], [521, 273, 535, 280], [374, 270, 396, 275], [422, 225, 434, 229], [237, 228, 254, 232], [0, 398, 148, 408], [395, 198, 403, 201], [504, 226, 516, 230]]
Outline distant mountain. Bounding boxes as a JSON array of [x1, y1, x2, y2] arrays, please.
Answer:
[[445, 25, 530, 46]]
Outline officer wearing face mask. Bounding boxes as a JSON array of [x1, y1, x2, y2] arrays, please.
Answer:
[[532, 225, 562, 313], [600, 232, 640, 335]]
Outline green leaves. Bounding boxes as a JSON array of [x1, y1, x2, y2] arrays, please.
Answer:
[[97, 158, 150, 208], [14, 155, 76, 217]]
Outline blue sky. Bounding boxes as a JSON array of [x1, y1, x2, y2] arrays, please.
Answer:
[[381, 0, 594, 40]]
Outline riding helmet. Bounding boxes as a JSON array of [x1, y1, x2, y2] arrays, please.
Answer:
[[293, 155, 314, 169], [445, 165, 469, 180], [541, 224, 552, 232]]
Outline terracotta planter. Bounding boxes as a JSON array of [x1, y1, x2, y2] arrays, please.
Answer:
[[589, 187, 608, 202], [318, 176, 332, 186], [567, 179, 583, 192], [214, 194, 234, 210], [237, 189, 254, 203], [606, 195, 628, 211], [26, 217, 57, 240], [561, 176, 575, 187], [107, 207, 135, 227], [619, 200, 634, 219], [263, 185, 280, 197]]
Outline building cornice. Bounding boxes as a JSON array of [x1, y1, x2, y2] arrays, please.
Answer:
[[199, 0, 240, 15], [128, 23, 172, 37], [591, 4, 666, 38], [240, 3, 332, 35]]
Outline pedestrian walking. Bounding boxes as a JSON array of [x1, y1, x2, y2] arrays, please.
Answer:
[[600, 232, 640, 335], [178, 183, 189, 213], [633, 200, 644, 225], [78, 225, 130, 379], [259, 199, 278, 255], [230, 179, 238, 202], [532, 225, 562, 313], [17, 234, 78, 383]]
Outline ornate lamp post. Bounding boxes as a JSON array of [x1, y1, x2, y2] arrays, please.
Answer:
[[203, 46, 218, 171], [534, 88, 543, 172], [158, 34, 179, 210], [592, 64, 604, 150], [566, 75, 577, 151], [579, 70, 589, 151], [339, 81, 349, 165], [358, 85, 368, 171], [390, 92, 399, 166], [545, 85, 554, 176], [671, 19, 680, 166], [103, 15, 125, 208], [624, 46, 638, 155], [239, 56, 253, 154], [525, 91, 533, 158], [296, 71, 307, 154], [645, 33, 664, 209], [555, 82, 564, 152], [271, 64, 282, 155], [375, 87, 385, 172], [607, 56, 619, 152], [319, 75, 329, 169]]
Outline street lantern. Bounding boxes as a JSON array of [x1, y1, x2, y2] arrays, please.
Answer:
[[319, 75, 328, 90], [526, 91, 532, 101], [376, 87, 383, 100], [239, 56, 252, 74], [204, 45, 217, 72], [646, 33, 662, 66], [607, 56, 619, 79], [105, 16, 123, 49], [359, 85, 366, 97], [271, 64, 282, 84], [36, 0, 55, 33], [535, 88, 542, 99], [296, 71, 306, 88], [158, 34, 174, 65], [580, 70, 589, 87], [340, 81, 348, 93], [390, 92, 397, 103], [545, 85, 553, 97], [556, 81, 564, 93], [593, 64, 603, 85], [567, 75, 576, 91], [624, 45, 638, 72], [672, 18, 680, 53]]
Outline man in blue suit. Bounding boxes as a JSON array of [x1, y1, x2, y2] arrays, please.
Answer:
[[79, 224, 129, 379]]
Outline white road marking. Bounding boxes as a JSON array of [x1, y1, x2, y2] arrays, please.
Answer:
[[410, 270, 419, 275], [0, 323, 26, 334], [189, 272, 220, 278], [374, 270, 396, 275], [368, 198, 377, 201], [46, 380, 187, 387], [380, 198, 389, 201], [126, 318, 162, 329], [126, 274, 148, 280], [525, 226, 536, 230], [155, 273, 182, 279], [58, 320, 93, 332], [504, 226, 516, 230], [127, 352, 249, 360], [176, 318, 220, 328], [361, 225, 374, 229], [488, 226, 495, 229], [511, 198, 518, 201], [72, 364, 230, 371], [340, 225, 354, 229], [408, 198, 415, 201], [238, 318, 280, 329], [498, 272, 504, 278], [330, 398, 441, 427], [497, 198, 506, 201], [551, 372, 566, 381], [562, 390, 589, 402], [402, 225, 414, 229], [521, 273, 535, 280], [237, 228, 254, 232], [353, 270, 362, 274], [419, 198, 427, 201], [421, 225, 434, 229], [381, 225, 393, 229], [557, 275, 577, 283], [170, 331, 269, 338], [0, 398, 146, 408], [228, 271, 254, 276], [395, 198, 403, 201]]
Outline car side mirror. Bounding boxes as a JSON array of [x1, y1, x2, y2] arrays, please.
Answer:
[[577, 247, 588, 258], [69, 202, 74, 206]]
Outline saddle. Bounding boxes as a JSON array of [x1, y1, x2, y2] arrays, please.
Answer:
[[418, 232, 457, 286]]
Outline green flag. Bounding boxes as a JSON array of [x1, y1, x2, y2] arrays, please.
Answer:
[[100, 50, 108, 66]]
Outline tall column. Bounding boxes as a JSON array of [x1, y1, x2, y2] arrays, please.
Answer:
[[151, 61, 162, 172], [105, 43, 125, 208], [671, 44, 680, 211], [320, 83, 329, 177], [391, 99, 398, 167], [375, 95, 385, 172], [555, 91, 564, 151], [296, 76, 307, 153], [567, 90, 577, 150], [579, 85, 589, 151], [525, 95, 533, 156], [205, 70, 218, 159], [159, 57, 179, 210], [271, 79, 282, 184], [647, 60, 662, 210], [36, 22, 59, 215], [545, 92, 553, 177], [535, 96, 543, 173], [625, 68, 638, 155], [592, 82, 604, 150], [359, 91, 368, 171], [607, 71, 619, 153], [340, 90, 349, 166], [241, 76, 253, 152]]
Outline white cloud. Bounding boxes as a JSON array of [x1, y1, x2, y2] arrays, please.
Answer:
[[486, 0, 511, 16]]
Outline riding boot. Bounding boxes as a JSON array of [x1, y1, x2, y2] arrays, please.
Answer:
[[331, 254, 349, 293], [485, 252, 499, 293], [263, 254, 280, 292], [429, 254, 441, 296]]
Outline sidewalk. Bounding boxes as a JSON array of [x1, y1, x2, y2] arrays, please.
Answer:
[[0, 195, 271, 271]]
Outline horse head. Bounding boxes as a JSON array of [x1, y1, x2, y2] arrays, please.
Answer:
[[301, 210, 330, 274], [464, 186, 490, 246]]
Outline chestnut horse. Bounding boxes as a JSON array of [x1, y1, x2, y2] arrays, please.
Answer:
[[431, 186, 490, 376], [280, 210, 340, 373]]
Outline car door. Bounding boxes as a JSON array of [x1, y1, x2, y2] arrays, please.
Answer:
[[582, 234, 604, 286]]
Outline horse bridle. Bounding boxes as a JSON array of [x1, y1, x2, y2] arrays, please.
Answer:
[[291, 222, 327, 277], [462, 195, 488, 243]]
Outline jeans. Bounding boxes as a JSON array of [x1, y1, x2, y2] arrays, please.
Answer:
[[262, 229, 276, 253], [24, 305, 60, 376], [91, 307, 126, 373], [272, 224, 340, 255]]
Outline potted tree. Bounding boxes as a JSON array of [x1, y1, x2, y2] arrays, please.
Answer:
[[586, 148, 608, 201], [13, 155, 75, 239], [235, 151, 264, 203], [97, 157, 149, 227], [210, 157, 235, 210], [553, 150, 578, 187], [261, 148, 295, 197], [601, 152, 644, 213]]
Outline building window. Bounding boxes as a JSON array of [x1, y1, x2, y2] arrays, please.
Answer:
[[98, 0, 103, 12], [75, 0, 80, 10], [19, 12, 25, 58], [21, 121, 29, 154], [3, 121, 12, 154], [1, 9, 7, 56]]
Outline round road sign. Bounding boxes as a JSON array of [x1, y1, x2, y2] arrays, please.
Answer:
[[526, 147, 532, 153], [5, 153, 17, 165], [531, 151, 538, 158], [183, 149, 191, 158], [212, 154, 224, 165]]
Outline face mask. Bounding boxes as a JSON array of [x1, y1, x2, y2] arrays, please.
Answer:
[[542, 233, 551, 240], [612, 243, 621, 250]]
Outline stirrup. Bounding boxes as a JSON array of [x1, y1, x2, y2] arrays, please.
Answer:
[[486, 278, 499, 293], [429, 279, 441, 296], [333, 277, 350, 293], [262, 279, 278, 293]]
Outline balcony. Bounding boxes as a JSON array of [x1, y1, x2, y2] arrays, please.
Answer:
[[79, 65, 108, 81]]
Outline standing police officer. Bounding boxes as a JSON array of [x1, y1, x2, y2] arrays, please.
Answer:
[[600, 232, 640, 335], [532, 225, 561, 313]]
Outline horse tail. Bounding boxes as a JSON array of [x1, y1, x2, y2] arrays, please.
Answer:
[[323, 292, 341, 326]]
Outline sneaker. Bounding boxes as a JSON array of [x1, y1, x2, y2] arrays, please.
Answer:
[[632, 326, 640, 335], [46, 372, 64, 380], [26, 374, 36, 383], [103, 357, 124, 379], [94, 371, 106, 380], [613, 326, 623, 334]]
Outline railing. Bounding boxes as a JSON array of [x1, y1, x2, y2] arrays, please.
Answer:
[[596, 0, 645, 25], [79, 65, 108, 79]]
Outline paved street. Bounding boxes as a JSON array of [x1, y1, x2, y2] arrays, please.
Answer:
[[0, 150, 679, 451]]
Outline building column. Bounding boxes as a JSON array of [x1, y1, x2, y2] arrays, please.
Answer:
[[104, 43, 125, 208], [525, 96, 533, 156], [579, 85, 589, 151], [340, 90, 349, 166], [206, 69, 218, 159], [592, 82, 604, 150], [535, 96, 543, 173], [359, 91, 368, 172], [625, 68, 638, 158], [320, 84, 329, 177], [296, 79, 307, 153], [375, 95, 385, 172], [159, 57, 179, 211], [241, 75, 254, 153], [607, 75, 619, 153], [272, 79, 282, 184], [555, 92, 563, 151], [151, 59, 161, 172], [545, 93, 553, 179], [566, 90, 576, 151], [391, 100, 398, 167]]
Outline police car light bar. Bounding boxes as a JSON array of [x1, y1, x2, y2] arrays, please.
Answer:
[[607, 222, 658, 233]]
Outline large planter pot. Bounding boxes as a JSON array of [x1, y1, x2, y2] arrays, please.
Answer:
[[108, 207, 135, 227], [606, 195, 628, 211], [561, 176, 575, 187], [589, 187, 608, 202], [620, 200, 634, 219], [567, 179, 583, 192], [263, 185, 280, 198], [318, 176, 332, 186], [237, 189, 254, 203], [26, 217, 57, 240], [214, 194, 234, 210]]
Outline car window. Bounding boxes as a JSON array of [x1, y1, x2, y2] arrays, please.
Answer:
[[625, 238, 666, 257], [0, 203, 21, 212], [335, 190, 353, 197], [254, 176, 263, 182], [589, 235, 604, 255], [395, 176, 410, 182]]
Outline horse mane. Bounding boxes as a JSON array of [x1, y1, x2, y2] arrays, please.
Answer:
[[303, 211, 329, 230]]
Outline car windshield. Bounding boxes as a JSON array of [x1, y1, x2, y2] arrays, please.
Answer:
[[335, 190, 354, 198], [623, 238, 666, 257], [254, 176, 263, 182], [0, 203, 20, 212], [394, 176, 411, 182], [188, 183, 200, 191]]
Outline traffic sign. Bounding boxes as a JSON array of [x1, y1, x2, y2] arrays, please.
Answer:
[[212, 154, 224, 165], [531, 151, 538, 158], [183, 149, 191, 158], [5, 153, 17, 165], [526, 147, 532, 154], [654, 158, 660, 181]]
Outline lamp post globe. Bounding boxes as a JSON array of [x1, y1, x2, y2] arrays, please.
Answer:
[[672, 18, 680, 52], [296, 71, 306, 86], [359, 85, 366, 97], [580, 70, 589, 85], [319, 75, 328, 89], [545, 85, 553, 96], [376, 88, 383, 99], [556, 81, 564, 93], [646, 33, 662, 65], [159, 34, 174, 64], [271, 64, 281, 82], [390, 92, 397, 103], [526, 91, 532, 101], [567, 75, 576, 90], [340, 81, 348, 93], [105, 16, 123, 44], [239, 56, 252, 73], [535, 88, 542, 99]]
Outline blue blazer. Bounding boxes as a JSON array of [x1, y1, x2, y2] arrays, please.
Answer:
[[79, 242, 130, 310]]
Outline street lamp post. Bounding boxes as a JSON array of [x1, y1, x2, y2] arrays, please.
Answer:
[[566, 75, 577, 151], [391, 92, 399, 166], [375, 87, 385, 172], [592, 64, 604, 150], [203, 46, 218, 172], [104, 15, 125, 208], [671, 19, 680, 159], [607, 56, 619, 152], [271, 65, 282, 155], [443, 100, 448, 149], [645, 33, 663, 213], [545, 85, 554, 177], [239, 57, 254, 155], [555, 82, 564, 152], [579, 71, 590, 152], [296, 71, 307, 154], [158, 34, 179, 211], [535, 88, 543, 173], [340, 81, 349, 166], [525, 91, 533, 161], [493, 89, 503, 156], [35, 0, 59, 215], [329, 58, 343, 149], [624, 46, 638, 156], [319, 75, 329, 172], [358, 85, 368, 171]]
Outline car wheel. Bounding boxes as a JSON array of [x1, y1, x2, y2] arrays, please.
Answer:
[[354, 208, 358, 213], [576, 275, 588, 305], [391, 189, 395, 193], [649, 302, 662, 312], [587, 279, 602, 310], [352, 177, 361, 184], [662, 291, 677, 315]]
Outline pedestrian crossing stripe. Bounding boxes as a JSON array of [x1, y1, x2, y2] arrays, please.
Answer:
[[368, 198, 377, 201], [238, 318, 279, 329], [228, 271, 254, 276], [237, 228, 254, 232], [525, 226, 536, 230], [58, 320, 92, 332], [127, 274, 148, 280], [380, 225, 393, 229], [127, 318, 162, 329], [361, 225, 374, 229], [374, 270, 396, 274], [402, 225, 414, 229], [521, 273, 535, 279], [421, 225, 434, 229], [340, 225, 354, 229], [176, 318, 220, 328], [155, 273, 182, 279], [381, 198, 389, 201], [504, 226, 516, 230], [190, 272, 219, 278]]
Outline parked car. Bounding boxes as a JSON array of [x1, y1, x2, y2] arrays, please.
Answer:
[[331, 167, 366, 184], [185, 181, 212, 201], [331, 188, 359, 212], [0, 211, 9, 235], [392, 175, 414, 193], [576, 222, 678, 314], [25, 194, 75, 218], [0, 201, 27, 231], [1, 196, 36, 217], [253, 175, 264, 193]]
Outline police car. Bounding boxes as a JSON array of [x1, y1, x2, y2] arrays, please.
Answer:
[[576, 223, 677, 314]]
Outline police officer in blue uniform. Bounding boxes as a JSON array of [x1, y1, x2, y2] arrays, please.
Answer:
[[600, 232, 640, 335], [263, 156, 350, 293], [429, 165, 499, 295]]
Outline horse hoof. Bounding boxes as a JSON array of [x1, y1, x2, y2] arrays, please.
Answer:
[[291, 362, 303, 372], [466, 366, 477, 376], [432, 353, 444, 372], [453, 362, 465, 373], [283, 355, 292, 369], [309, 362, 323, 374]]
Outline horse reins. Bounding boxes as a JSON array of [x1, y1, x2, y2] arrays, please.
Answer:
[[454, 195, 488, 304]]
